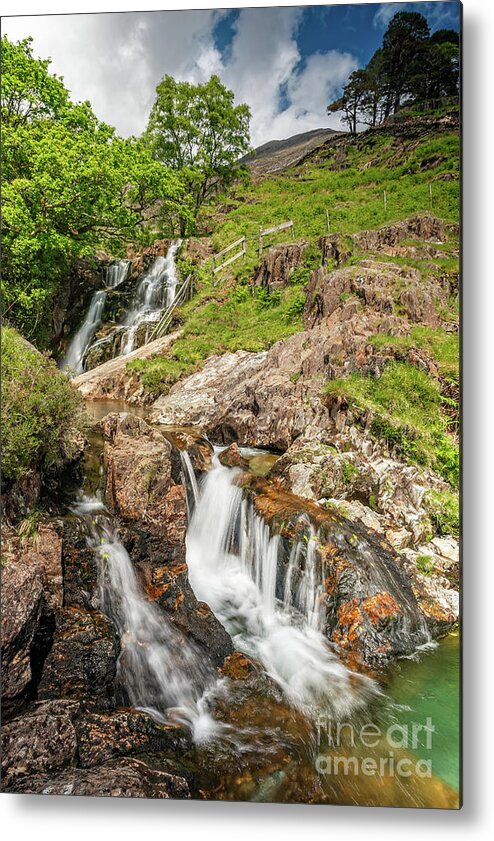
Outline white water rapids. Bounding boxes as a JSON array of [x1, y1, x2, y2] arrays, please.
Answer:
[[62, 260, 130, 375], [183, 450, 376, 717], [72, 448, 376, 748], [72, 497, 222, 743], [120, 240, 181, 355]]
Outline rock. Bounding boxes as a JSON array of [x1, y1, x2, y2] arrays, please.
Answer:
[[101, 412, 177, 524], [1, 700, 79, 789], [6, 758, 190, 798], [1, 556, 43, 703], [351, 214, 451, 254], [241, 473, 430, 668], [253, 241, 308, 291], [20, 524, 63, 612], [37, 606, 118, 709], [218, 443, 250, 470], [61, 518, 100, 610], [318, 234, 352, 267], [74, 710, 190, 768]]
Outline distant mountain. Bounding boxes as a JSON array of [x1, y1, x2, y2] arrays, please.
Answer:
[[241, 127, 343, 176]]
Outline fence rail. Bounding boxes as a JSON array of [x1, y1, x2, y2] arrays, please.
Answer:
[[212, 236, 246, 281], [148, 274, 193, 342], [258, 220, 294, 256]]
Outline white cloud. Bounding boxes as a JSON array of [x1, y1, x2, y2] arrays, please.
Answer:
[[2, 7, 357, 145], [373, 3, 409, 29], [373, 1, 460, 31]]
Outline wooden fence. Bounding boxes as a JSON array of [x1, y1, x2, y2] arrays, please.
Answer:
[[258, 220, 294, 256], [212, 236, 246, 281]]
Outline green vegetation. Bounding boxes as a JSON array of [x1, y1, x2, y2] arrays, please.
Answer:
[[370, 326, 459, 377], [202, 129, 459, 267], [416, 554, 435, 576], [323, 362, 459, 488], [128, 279, 306, 393], [1, 36, 184, 346], [1, 327, 85, 484], [145, 74, 251, 234], [327, 11, 459, 132], [426, 489, 460, 537]]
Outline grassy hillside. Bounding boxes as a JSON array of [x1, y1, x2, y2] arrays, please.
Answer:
[[129, 110, 460, 398]]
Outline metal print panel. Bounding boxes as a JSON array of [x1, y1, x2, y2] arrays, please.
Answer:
[[0, 1, 461, 808]]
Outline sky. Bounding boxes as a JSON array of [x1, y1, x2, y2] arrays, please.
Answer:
[[2, 2, 461, 147]]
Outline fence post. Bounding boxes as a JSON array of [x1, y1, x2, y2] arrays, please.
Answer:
[[325, 209, 330, 234]]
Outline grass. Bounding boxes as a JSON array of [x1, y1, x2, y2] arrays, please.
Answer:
[[1, 326, 85, 485], [201, 128, 459, 270], [369, 326, 459, 377], [127, 280, 306, 394], [323, 362, 459, 488], [425, 489, 460, 537]]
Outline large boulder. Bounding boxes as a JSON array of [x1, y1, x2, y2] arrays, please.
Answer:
[[253, 240, 308, 291], [37, 606, 118, 709], [1, 553, 44, 705], [1, 700, 79, 789], [6, 758, 190, 798]]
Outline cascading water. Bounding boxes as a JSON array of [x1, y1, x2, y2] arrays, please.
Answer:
[[120, 240, 182, 355], [71, 495, 221, 742], [62, 291, 107, 375], [104, 259, 130, 290], [183, 451, 377, 717]]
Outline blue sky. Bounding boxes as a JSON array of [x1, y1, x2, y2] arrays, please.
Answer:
[[2, 3, 461, 145]]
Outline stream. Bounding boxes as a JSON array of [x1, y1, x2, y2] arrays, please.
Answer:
[[78, 399, 460, 807]]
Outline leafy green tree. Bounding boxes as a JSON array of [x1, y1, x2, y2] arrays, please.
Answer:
[[381, 11, 431, 114], [145, 74, 251, 233], [1, 36, 184, 344], [327, 69, 369, 134]]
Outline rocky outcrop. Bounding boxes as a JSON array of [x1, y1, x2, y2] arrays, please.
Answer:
[[6, 758, 190, 798], [1, 555, 44, 705], [1, 700, 79, 789], [253, 240, 307, 291], [73, 330, 182, 402], [100, 413, 233, 667], [37, 607, 118, 709], [351, 213, 458, 254]]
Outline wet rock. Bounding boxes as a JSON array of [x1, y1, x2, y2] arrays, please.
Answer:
[[219, 443, 250, 470], [101, 412, 176, 524], [75, 710, 190, 768], [253, 241, 308, 291], [37, 606, 118, 709], [20, 524, 63, 612], [1, 555, 43, 703], [7, 758, 190, 798], [61, 517, 100, 610], [1, 700, 79, 789]]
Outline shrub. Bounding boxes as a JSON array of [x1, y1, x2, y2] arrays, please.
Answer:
[[1, 327, 85, 484]]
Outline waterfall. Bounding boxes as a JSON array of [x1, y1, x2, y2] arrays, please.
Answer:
[[104, 259, 130, 290], [62, 291, 107, 376], [71, 496, 221, 742], [183, 452, 377, 716], [120, 240, 182, 356]]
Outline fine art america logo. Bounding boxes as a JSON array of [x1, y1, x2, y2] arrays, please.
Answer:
[[315, 715, 435, 779]]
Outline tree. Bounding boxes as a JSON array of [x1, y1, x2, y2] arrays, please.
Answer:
[[327, 69, 369, 134], [380, 12, 431, 114], [326, 12, 459, 132], [1, 37, 184, 344], [145, 75, 251, 233]]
